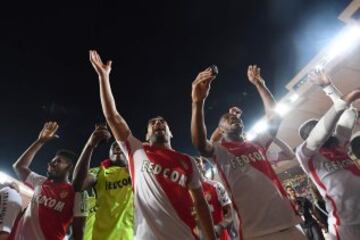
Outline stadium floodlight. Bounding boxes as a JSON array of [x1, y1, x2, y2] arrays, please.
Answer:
[[246, 119, 270, 141], [314, 64, 324, 71], [253, 119, 269, 134], [275, 103, 291, 117], [289, 93, 299, 103], [325, 25, 360, 62], [246, 132, 257, 141]]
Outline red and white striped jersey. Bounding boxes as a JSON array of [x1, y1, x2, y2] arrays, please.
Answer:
[[119, 134, 202, 240], [212, 140, 300, 239], [296, 144, 360, 226], [202, 179, 231, 240], [9, 172, 85, 240]]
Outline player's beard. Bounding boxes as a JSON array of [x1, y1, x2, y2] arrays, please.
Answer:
[[47, 171, 61, 180], [224, 125, 244, 141], [149, 131, 169, 144]]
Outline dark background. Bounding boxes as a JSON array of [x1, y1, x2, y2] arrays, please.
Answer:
[[0, 0, 350, 177]]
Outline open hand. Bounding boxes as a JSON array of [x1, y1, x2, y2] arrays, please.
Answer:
[[247, 65, 264, 86], [89, 50, 112, 78], [308, 69, 332, 87], [38, 122, 59, 142], [87, 123, 112, 148]]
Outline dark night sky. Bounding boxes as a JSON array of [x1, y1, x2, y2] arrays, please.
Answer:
[[0, 0, 351, 177]]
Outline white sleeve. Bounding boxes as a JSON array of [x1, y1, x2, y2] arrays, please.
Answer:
[[322, 85, 342, 103], [117, 134, 143, 162], [73, 192, 88, 217], [214, 182, 231, 207], [187, 157, 202, 189], [305, 98, 348, 153], [253, 132, 273, 149], [322, 85, 358, 146], [25, 172, 46, 189], [295, 143, 311, 173], [334, 107, 358, 146], [0, 187, 22, 233]]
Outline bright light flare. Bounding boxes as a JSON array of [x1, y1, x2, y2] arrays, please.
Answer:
[[275, 103, 291, 116], [246, 132, 257, 141], [289, 93, 299, 103], [325, 26, 360, 62], [253, 120, 269, 133], [0, 171, 10, 184]]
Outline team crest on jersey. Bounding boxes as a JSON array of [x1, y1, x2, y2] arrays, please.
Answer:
[[205, 193, 212, 202], [59, 190, 69, 199]]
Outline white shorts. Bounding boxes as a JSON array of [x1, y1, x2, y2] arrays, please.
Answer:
[[0, 187, 22, 233], [247, 227, 306, 240], [328, 224, 360, 240]]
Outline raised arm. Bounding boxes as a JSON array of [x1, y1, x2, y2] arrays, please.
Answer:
[[72, 124, 111, 192], [335, 107, 358, 146], [272, 137, 295, 161], [309, 69, 358, 147], [13, 122, 59, 181], [247, 65, 281, 137], [89, 50, 131, 142], [191, 68, 216, 157], [303, 89, 360, 154]]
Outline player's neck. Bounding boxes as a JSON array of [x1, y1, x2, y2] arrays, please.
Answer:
[[150, 141, 172, 150], [49, 175, 69, 183], [111, 159, 126, 167], [223, 133, 244, 143]]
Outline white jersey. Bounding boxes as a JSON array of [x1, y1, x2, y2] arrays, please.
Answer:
[[295, 90, 360, 240], [119, 134, 202, 240], [212, 140, 300, 239], [296, 144, 360, 226], [0, 186, 22, 234]]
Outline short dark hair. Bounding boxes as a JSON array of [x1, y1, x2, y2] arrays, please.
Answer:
[[299, 119, 318, 140], [285, 185, 294, 191], [56, 149, 77, 166], [110, 141, 119, 150], [147, 116, 167, 126]]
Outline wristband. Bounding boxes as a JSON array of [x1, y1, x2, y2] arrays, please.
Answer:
[[322, 85, 341, 102]]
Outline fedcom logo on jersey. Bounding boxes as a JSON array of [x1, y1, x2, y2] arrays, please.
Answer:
[[230, 151, 266, 169], [34, 194, 66, 212], [141, 159, 188, 187], [323, 158, 357, 172], [105, 177, 131, 190]]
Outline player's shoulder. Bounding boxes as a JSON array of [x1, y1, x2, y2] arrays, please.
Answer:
[[166, 148, 194, 163]]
